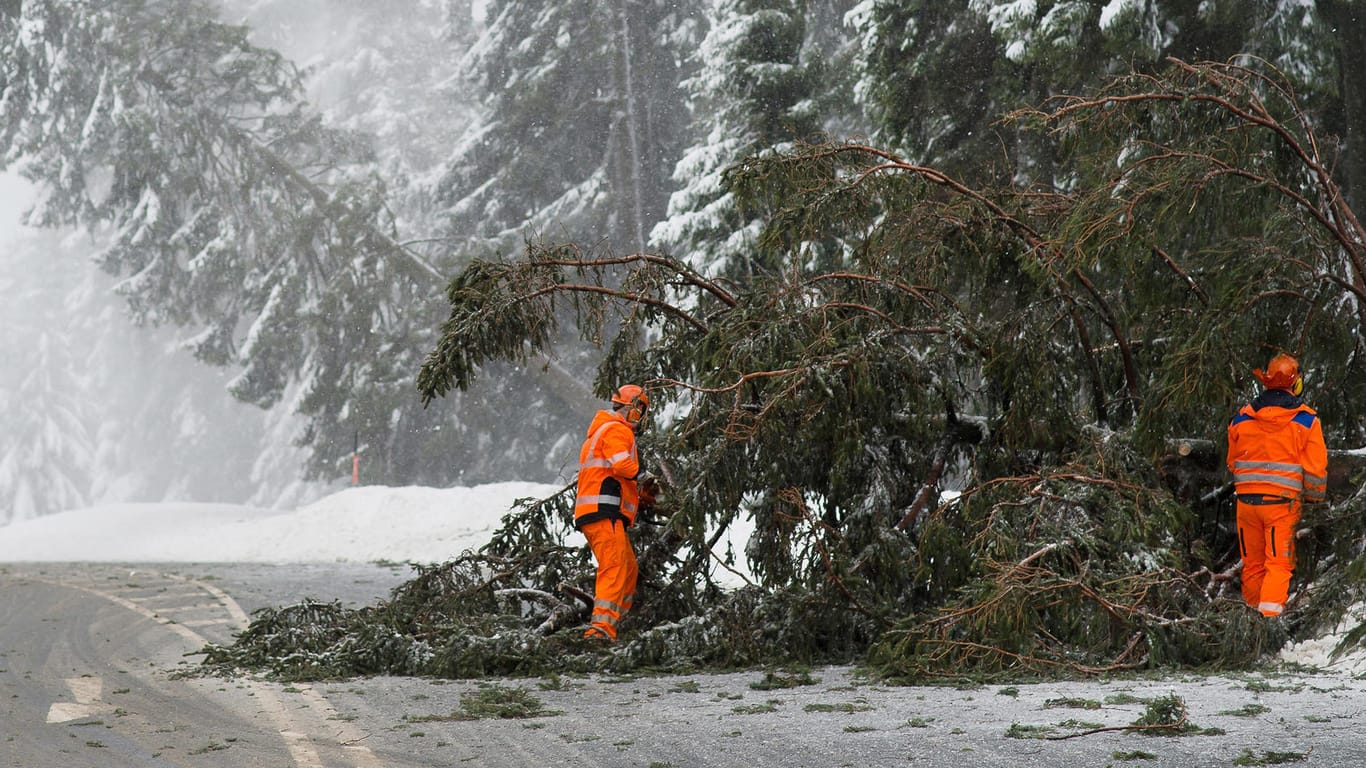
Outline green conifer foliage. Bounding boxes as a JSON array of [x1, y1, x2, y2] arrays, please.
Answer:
[[401, 58, 1366, 679]]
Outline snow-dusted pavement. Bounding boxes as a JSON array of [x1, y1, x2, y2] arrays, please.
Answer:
[[321, 664, 1366, 768], [4, 561, 1366, 768]]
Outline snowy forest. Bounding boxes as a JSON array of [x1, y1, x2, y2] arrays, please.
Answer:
[[6, 1, 1366, 675]]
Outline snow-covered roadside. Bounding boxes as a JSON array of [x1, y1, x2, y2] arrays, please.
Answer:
[[1281, 600, 1366, 675], [0, 482, 559, 564], [0, 481, 757, 585]]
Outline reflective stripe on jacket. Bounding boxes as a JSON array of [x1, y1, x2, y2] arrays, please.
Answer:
[[574, 410, 640, 529], [1227, 390, 1328, 502]]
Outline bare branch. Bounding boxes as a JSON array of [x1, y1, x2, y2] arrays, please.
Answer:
[[520, 282, 710, 333]]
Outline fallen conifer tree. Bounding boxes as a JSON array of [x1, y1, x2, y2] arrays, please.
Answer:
[[202, 58, 1366, 683]]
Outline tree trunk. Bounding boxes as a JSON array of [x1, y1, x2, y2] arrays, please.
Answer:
[[1319, 0, 1366, 211], [617, 0, 646, 254], [896, 416, 986, 533], [1160, 437, 1364, 500]]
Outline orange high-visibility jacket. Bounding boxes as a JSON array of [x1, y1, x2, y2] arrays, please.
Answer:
[[1227, 391, 1328, 502], [574, 410, 641, 529]]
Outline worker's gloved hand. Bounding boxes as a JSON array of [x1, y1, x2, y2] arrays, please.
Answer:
[[639, 474, 660, 509]]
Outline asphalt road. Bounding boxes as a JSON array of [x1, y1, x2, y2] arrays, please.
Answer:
[[3, 562, 1366, 767]]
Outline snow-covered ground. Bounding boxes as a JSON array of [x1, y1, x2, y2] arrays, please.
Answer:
[[0, 481, 1360, 676], [0, 482, 560, 565]]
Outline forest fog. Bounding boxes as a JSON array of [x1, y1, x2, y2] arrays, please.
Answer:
[[1, 0, 522, 522]]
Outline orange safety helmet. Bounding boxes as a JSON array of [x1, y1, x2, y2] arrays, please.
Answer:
[[611, 384, 650, 427], [1253, 353, 1303, 396]]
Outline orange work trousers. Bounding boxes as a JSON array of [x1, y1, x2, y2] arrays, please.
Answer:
[[1236, 497, 1301, 617], [581, 518, 637, 640]]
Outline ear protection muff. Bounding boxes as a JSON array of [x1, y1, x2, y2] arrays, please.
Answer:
[[1292, 376, 1304, 397], [625, 394, 648, 426]]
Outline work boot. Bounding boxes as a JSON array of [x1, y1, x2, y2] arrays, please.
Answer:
[[583, 626, 613, 642]]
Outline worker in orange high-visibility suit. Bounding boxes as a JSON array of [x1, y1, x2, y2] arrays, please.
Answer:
[[574, 384, 649, 641], [1227, 353, 1328, 618]]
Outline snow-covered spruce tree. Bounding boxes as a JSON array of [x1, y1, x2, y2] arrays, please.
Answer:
[[195, 47, 1366, 680], [224, 0, 471, 211], [0, 229, 93, 522], [0, 221, 282, 516], [649, 0, 820, 279], [853, 1, 1347, 190], [851, 0, 1013, 176], [215, 0, 586, 486], [0, 0, 472, 488], [414, 0, 713, 482], [434, 0, 701, 256]]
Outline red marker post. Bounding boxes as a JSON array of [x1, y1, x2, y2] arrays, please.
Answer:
[[352, 431, 360, 485]]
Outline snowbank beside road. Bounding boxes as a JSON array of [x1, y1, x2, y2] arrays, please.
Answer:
[[0, 482, 559, 564]]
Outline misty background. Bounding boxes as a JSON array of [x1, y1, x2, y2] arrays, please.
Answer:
[[0, 0, 491, 520]]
